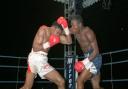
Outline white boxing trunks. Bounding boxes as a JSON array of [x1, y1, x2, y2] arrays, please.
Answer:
[[27, 49, 54, 79]]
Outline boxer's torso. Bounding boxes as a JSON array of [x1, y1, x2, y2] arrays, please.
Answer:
[[75, 27, 92, 53], [32, 26, 51, 53]]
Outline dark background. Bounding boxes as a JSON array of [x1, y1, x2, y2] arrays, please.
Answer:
[[1, 0, 128, 56], [0, 0, 128, 89]]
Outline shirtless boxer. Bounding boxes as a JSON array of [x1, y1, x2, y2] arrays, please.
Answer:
[[70, 15, 103, 89], [20, 17, 72, 89]]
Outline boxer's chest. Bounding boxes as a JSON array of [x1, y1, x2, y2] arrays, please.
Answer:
[[75, 33, 90, 49]]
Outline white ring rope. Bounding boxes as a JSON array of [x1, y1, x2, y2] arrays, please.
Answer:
[[0, 78, 128, 84], [102, 79, 128, 82], [0, 55, 65, 60], [103, 59, 128, 65], [0, 48, 128, 85], [101, 48, 128, 55], [0, 65, 64, 70], [0, 81, 53, 83]]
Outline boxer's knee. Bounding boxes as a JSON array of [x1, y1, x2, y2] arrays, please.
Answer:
[[20, 86, 31, 89], [20, 83, 33, 89], [76, 78, 84, 89], [76, 77, 84, 85], [56, 78, 65, 87], [76, 76, 90, 89]]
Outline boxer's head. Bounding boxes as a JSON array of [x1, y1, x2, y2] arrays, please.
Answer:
[[51, 21, 63, 36], [70, 15, 83, 33]]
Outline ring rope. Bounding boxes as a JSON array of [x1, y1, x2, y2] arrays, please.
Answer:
[[0, 49, 127, 60], [101, 48, 128, 55], [110, 53, 114, 89], [0, 58, 128, 68], [0, 78, 128, 84], [0, 55, 65, 60], [102, 79, 128, 82], [0, 48, 128, 87], [0, 81, 53, 83], [0, 65, 64, 70], [103, 59, 128, 65]]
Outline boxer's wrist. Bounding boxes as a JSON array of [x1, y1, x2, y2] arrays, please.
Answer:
[[82, 57, 92, 70], [43, 42, 50, 49], [64, 27, 70, 35], [82, 58, 90, 65]]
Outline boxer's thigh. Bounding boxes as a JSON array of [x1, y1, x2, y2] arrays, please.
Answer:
[[44, 69, 64, 84], [77, 68, 92, 82]]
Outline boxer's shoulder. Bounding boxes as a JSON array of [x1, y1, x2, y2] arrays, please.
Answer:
[[38, 25, 50, 34], [39, 25, 48, 30], [83, 26, 91, 31], [83, 26, 94, 35]]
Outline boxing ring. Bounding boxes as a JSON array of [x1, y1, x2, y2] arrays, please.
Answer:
[[0, 48, 128, 89]]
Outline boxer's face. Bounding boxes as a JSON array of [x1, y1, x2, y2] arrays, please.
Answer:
[[70, 19, 81, 34], [71, 20, 78, 29]]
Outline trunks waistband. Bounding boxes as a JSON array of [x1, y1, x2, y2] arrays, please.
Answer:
[[31, 48, 48, 56]]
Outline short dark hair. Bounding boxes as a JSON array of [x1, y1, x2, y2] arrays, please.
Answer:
[[52, 21, 63, 31], [70, 15, 83, 24]]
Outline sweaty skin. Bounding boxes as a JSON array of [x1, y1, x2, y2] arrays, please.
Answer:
[[20, 24, 72, 89], [71, 26, 99, 61], [32, 25, 72, 53], [70, 18, 103, 89]]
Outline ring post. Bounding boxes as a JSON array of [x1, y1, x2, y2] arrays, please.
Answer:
[[65, 55, 76, 89]]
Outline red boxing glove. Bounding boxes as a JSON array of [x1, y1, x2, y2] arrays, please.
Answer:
[[43, 34, 60, 49], [57, 16, 68, 28], [49, 34, 60, 47], [57, 16, 70, 35], [74, 61, 85, 73]]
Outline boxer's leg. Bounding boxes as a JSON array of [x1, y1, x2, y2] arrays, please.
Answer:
[[44, 70, 65, 89], [20, 54, 37, 89], [91, 73, 104, 89], [76, 68, 92, 89], [20, 71, 36, 89], [91, 55, 103, 89]]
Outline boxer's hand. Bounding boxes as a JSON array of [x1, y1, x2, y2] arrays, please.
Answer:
[[82, 58, 92, 70], [57, 16, 70, 35], [57, 16, 68, 28], [74, 61, 85, 73], [49, 34, 60, 46], [43, 34, 60, 49]]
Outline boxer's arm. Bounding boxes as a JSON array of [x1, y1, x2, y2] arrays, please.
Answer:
[[89, 38, 99, 61], [57, 16, 72, 45], [59, 27, 72, 45], [86, 28, 99, 61], [59, 35, 72, 45], [43, 34, 60, 49], [36, 26, 46, 48]]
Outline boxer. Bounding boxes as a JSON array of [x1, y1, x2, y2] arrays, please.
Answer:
[[20, 16, 72, 89], [70, 15, 103, 89]]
